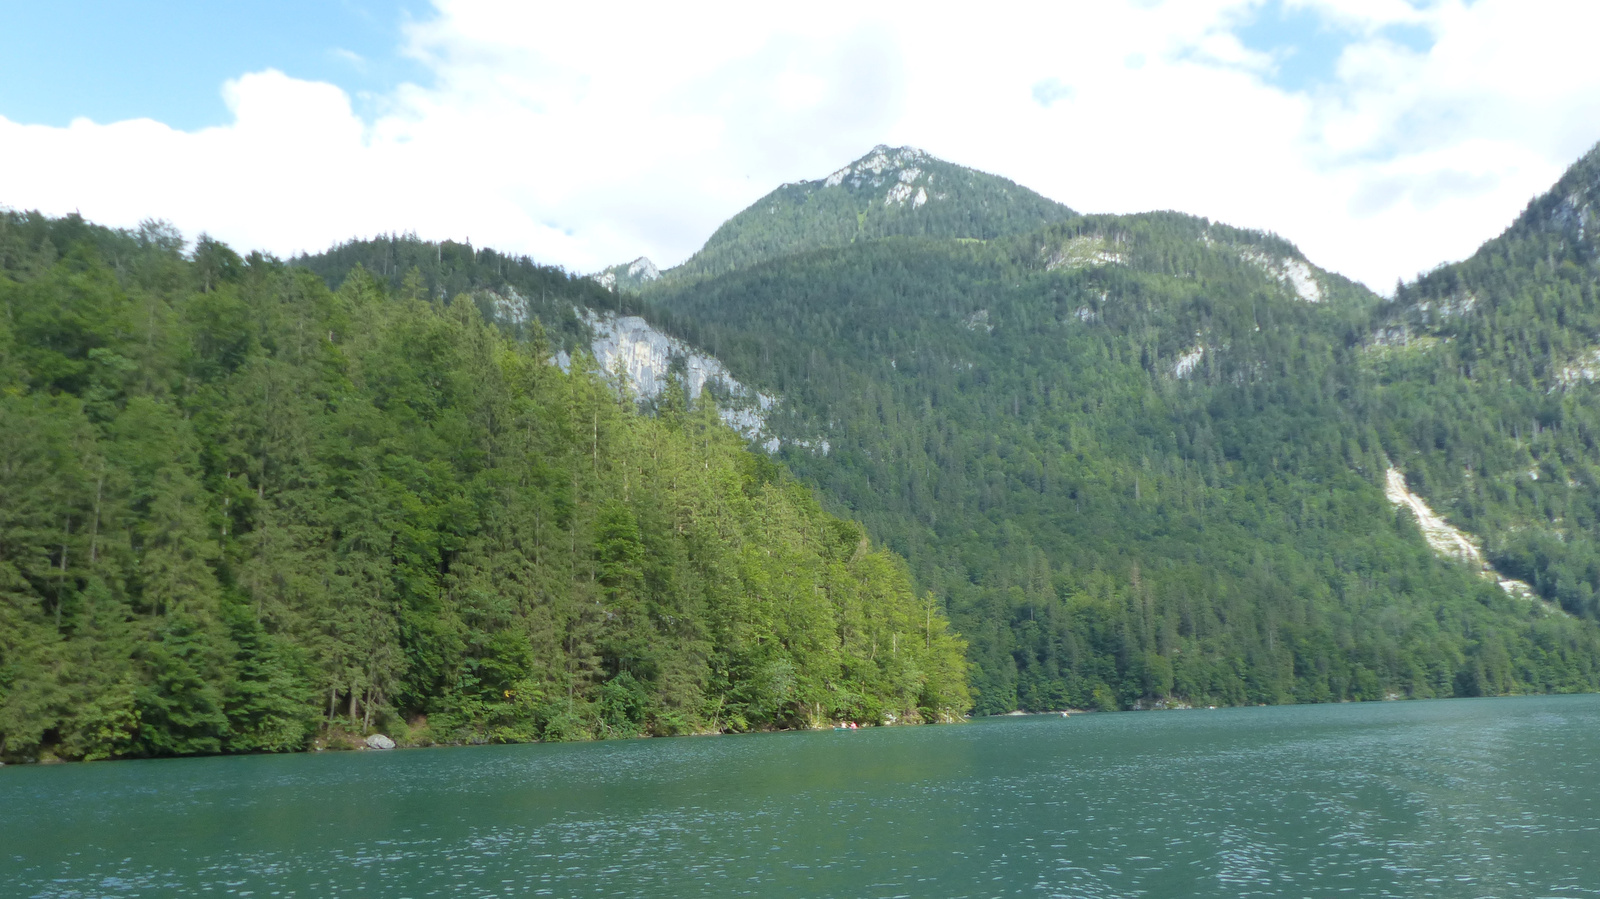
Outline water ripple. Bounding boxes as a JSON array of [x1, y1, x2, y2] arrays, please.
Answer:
[[4, 696, 1599, 897]]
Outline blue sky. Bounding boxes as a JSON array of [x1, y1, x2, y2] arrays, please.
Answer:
[[3, 1, 1435, 126], [1233, 0, 1435, 93], [0, 1, 427, 128], [0, 0, 1594, 292]]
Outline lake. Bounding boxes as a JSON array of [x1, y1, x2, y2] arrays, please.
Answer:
[[3, 695, 1598, 898]]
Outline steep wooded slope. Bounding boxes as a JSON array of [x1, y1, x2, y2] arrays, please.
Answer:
[[644, 191, 1600, 713], [0, 212, 968, 763], [1364, 143, 1600, 620], [300, 146, 1600, 715], [232, 145, 1600, 717]]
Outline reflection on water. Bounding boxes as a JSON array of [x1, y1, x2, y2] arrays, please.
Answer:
[[4, 695, 1599, 897]]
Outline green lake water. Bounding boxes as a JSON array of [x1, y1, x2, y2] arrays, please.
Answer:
[[3, 695, 1599, 898]]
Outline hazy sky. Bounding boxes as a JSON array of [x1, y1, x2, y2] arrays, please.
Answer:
[[2, 0, 1597, 292]]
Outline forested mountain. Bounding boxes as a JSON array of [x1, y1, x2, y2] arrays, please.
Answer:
[[647, 145, 1075, 287], [0, 211, 968, 763], [8, 142, 1600, 764], [1365, 145, 1600, 621], [631, 148, 1600, 714]]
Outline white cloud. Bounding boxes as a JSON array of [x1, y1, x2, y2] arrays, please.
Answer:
[[0, 69, 591, 265], [330, 48, 368, 69], [1, 0, 1597, 291]]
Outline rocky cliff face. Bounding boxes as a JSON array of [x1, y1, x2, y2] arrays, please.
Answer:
[[1240, 249, 1323, 303], [576, 308, 775, 441], [1513, 143, 1600, 252], [591, 257, 662, 293], [821, 145, 938, 206], [477, 285, 826, 455]]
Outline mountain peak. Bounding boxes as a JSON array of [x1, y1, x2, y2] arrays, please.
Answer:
[[823, 145, 929, 189], [625, 256, 660, 280], [816, 145, 938, 209], [656, 145, 1075, 285], [591, 256, 660, 292]]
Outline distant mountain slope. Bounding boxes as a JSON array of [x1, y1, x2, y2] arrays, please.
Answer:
[[1024, 211, 1374, 311], [658, 145, 1075, 286], [1362, 141, 1600, 620], [281, 143, 1600, 715], [646, 199, 1600, 713]]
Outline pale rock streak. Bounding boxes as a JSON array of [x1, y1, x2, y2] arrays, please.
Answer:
[[1384, 468, 1542, 603]]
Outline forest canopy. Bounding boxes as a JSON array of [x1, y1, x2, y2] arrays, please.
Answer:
[[0, 211, 968, 763], [8, 142, 1600, 763], [637, 207, 1600, 715]]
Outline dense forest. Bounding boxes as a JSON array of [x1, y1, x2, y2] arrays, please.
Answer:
[[8, 143, 1600, 762], [619, 146, 1600, 715], [290, 231, 646, 351], [1364, 148, 1600, 621], [0, 211, 968, 763]]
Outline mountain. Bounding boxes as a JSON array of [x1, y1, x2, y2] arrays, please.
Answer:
[[1359, 143, 1600, 621], [636, 145, 1076, 288], [0, 212, 968, 763], [11, 141, 1600, 765], [296, 145, 1600, 714], [635, 147, 1600, 713]]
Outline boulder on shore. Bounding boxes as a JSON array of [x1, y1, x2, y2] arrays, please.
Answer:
[[365, 734, 396, 751]]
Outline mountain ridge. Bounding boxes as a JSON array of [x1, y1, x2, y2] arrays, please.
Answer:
[[631, 146, 1600, 711]]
